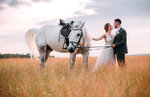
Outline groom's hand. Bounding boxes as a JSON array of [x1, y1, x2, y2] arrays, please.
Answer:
[[112, 44, 115, 48]]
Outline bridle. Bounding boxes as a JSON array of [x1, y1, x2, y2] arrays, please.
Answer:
[[69, 28, 83, 49]]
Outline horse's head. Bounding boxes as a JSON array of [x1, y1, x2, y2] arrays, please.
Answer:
[[67, 21, 85, 53]]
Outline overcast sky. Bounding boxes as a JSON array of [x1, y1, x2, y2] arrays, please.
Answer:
[[0, 0, 150, 57]]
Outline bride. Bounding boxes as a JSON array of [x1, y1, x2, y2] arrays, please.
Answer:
[[92, 23, 115, 70]]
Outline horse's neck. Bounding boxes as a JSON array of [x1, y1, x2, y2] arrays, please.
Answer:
[[80, 40, 86, 47], [82, 27, 91, 47]]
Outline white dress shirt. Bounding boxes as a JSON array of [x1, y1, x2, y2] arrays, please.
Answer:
[[116, 26, 121, 35]]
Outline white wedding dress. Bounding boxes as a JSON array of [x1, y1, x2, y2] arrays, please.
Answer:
[[93, 33, 115, 70]]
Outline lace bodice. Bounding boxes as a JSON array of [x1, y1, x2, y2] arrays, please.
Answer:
[[105, 33, 114, 46]]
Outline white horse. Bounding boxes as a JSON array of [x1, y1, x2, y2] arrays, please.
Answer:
[[25, 20, 91, 69]]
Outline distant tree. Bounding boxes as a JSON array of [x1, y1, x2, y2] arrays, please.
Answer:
[[0, 53, 31, 58]]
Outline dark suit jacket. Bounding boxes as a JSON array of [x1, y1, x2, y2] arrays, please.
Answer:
[[113, 27, 128, 54]]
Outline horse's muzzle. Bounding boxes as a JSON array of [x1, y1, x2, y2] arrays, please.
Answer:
[[68, 47, 75, 53]]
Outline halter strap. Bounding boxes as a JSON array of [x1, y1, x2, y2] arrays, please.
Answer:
[[69, 29, 83, 48]]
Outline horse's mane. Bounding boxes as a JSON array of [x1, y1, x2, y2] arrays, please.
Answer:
[[82, 25, 92, 47]]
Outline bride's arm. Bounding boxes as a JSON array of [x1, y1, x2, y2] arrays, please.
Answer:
[[92, 34, 106, 41]]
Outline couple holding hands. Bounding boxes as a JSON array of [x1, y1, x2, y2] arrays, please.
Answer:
[[92, 19, 128, 70]]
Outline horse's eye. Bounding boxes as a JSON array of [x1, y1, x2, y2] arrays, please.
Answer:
[[77, 33, 80, 37]]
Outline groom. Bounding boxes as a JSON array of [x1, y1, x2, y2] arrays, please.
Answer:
[[112, 19, 128, 68]]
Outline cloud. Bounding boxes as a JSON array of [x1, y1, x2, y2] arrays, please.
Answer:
[[0, 34, 24, 43], [9, 0, 26, 6], [36, 20, 51, 25], [0, 6, 3, 10], [1, 0, 28, 6], [28, 0, 95, 25], [0, 0, 5, 4], [0, 0, 52, 10], [35, 19, 58, 25], [31, 0, 52, 2], [0, 0, 30, 10], [87, 0, 150, 17]]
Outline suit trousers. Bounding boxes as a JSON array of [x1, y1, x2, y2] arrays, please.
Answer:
[[116, 53, 126, 67]]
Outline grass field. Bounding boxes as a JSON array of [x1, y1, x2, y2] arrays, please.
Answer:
[[0, 56, 150, 97]]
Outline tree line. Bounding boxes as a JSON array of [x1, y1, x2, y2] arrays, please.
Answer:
[[0, 53, 55, 58], [0, 53, 31, 58]]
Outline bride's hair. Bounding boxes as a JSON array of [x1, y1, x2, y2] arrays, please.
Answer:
[[104, 23, 110, 32]]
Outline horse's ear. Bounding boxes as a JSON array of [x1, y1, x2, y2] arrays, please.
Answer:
[[81, 21, 86, 28], [69, 21, 74, 28], [83, 21, 86, 25], [70, 21, 74, 25]]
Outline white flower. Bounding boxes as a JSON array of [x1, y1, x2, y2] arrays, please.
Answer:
[[116, 31, 119, 35]]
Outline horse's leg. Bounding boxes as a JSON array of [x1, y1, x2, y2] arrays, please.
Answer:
[[39, 46, 47, 68], [39, 46, 51, 68], [82, 50, 89, 69], [69, 51, 77, 70], [45, 46, 51, 62]]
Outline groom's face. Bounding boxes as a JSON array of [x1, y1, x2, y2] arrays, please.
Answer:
[[113, 22, 118, 28]]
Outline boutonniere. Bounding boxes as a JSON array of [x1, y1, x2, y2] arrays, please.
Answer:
[[116, 31, 119, 35]]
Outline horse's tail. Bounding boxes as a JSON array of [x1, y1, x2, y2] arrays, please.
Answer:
[[25, 28, 39, 58]]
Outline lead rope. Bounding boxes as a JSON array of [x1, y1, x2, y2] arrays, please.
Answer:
[[77, 45, 112, 48]]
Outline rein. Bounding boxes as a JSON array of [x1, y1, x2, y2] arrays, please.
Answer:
[[77, 45, 112, 50]]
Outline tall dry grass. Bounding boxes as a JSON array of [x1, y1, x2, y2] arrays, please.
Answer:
[[0, 56, 150, 97]]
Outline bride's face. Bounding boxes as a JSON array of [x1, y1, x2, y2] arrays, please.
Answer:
[[109, 25, 113, 30]]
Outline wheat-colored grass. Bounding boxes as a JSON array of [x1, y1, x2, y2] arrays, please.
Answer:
[[0, 56, 150, 97]]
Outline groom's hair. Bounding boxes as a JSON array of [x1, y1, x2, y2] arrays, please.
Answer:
[[115, 18, 121, 24]]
